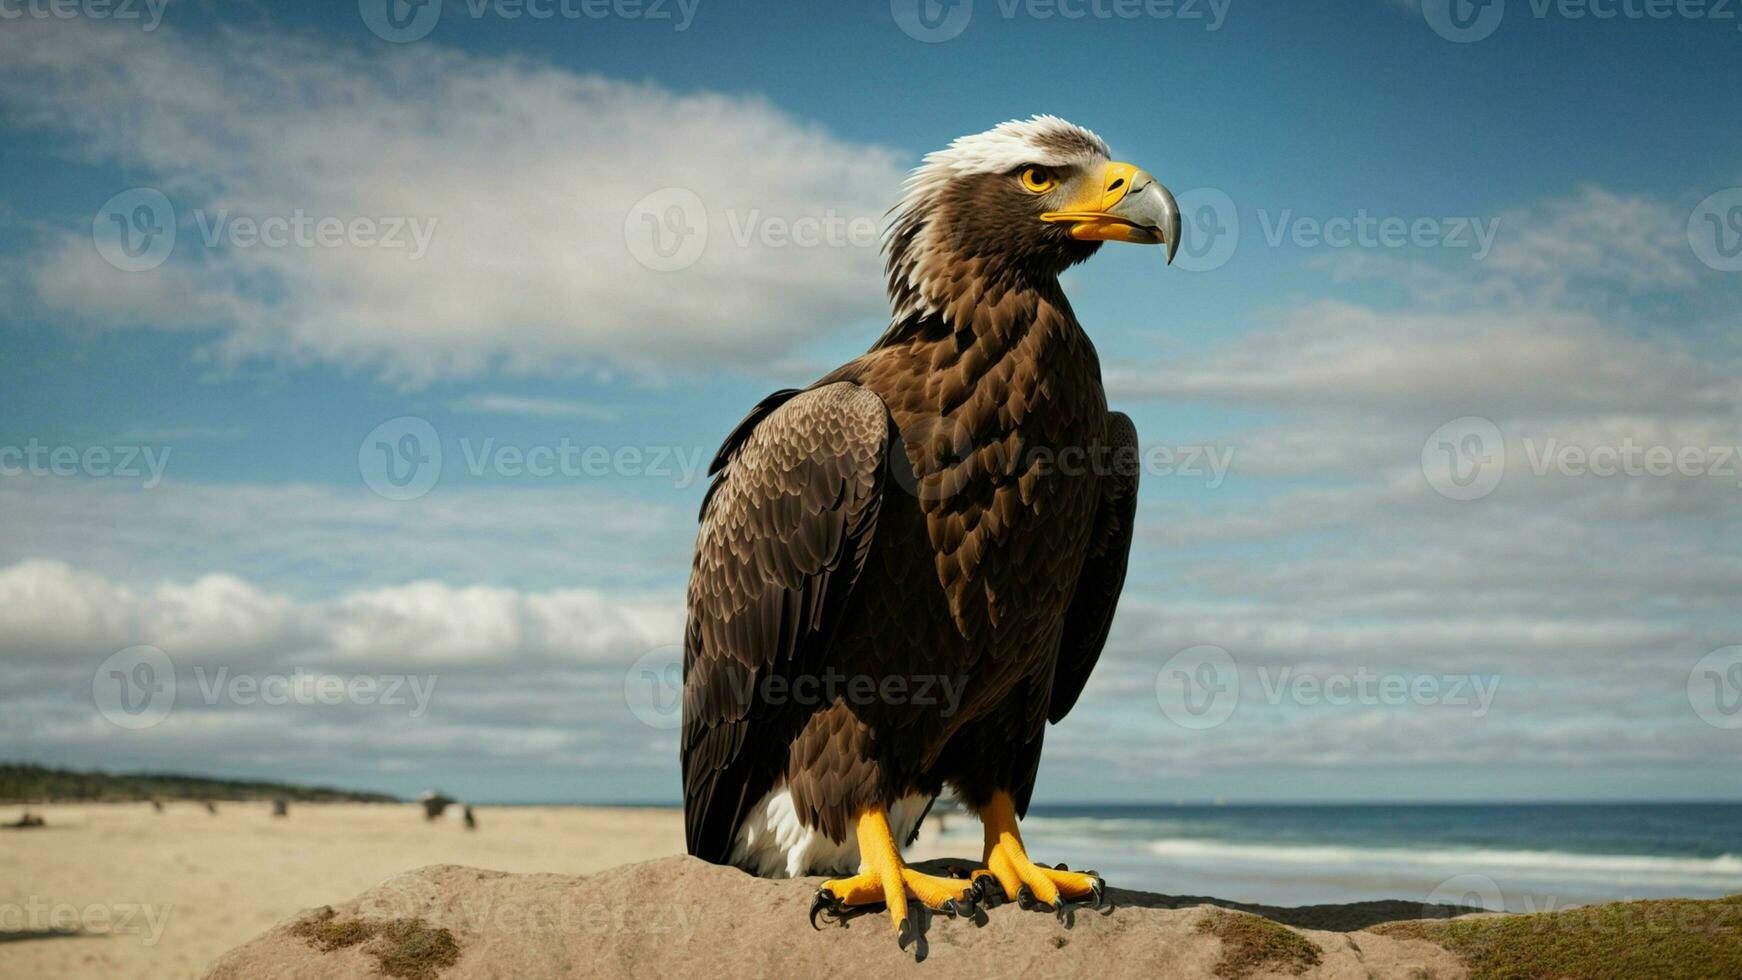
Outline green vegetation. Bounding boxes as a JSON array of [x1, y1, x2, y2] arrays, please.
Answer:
[[1196, 908, 1324, 978], [0, 763, 398, 803], [1372, 895, 1742, 980], [293, 908, 461, 980]]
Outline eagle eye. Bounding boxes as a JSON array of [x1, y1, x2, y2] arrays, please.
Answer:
[[1019, 166, 1058, 194]]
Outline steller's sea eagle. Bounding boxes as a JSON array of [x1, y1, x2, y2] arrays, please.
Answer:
[[682, 116, 1180, 957]]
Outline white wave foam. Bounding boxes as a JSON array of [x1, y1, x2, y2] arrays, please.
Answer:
[[1142, 838, 1742, 885]]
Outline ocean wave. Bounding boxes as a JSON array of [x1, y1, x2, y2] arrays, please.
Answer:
[[1141, 838, 1742, 883]]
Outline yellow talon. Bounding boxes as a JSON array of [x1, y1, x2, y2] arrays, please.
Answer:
[[969, 792, 1107, 923], [810, 805, 984, 959]]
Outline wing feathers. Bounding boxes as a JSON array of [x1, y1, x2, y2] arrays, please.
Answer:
[[1047, 411, 1140, 724], [682, 382, 891, 862]]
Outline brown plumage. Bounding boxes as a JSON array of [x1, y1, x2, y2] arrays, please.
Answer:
[[683, 117, 1171, 880]]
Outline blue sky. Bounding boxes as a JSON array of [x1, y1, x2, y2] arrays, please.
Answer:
[[1, 0, 1740, 804]]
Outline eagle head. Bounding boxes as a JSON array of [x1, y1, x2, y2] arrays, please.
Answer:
[[883, 115, 1180, 322]]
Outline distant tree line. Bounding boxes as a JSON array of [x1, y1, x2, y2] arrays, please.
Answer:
[[0, 763, 399, 803]]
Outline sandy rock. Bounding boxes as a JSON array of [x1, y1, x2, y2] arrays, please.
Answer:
[[203, 856, 1469, 980]]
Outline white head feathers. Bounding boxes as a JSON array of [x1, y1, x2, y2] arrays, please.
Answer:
[[907, 115, 1110, 187], [882, 116, 1111, 323]]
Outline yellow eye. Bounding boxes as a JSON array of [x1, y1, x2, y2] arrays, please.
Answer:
[[1020, 166, 1057, 193]]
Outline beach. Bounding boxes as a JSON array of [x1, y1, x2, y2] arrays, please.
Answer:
[[0, 802, 699, 980], [7, 800, 1741, 978]]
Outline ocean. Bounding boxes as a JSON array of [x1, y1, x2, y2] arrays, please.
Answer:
[[925, 803, 1742, 912]]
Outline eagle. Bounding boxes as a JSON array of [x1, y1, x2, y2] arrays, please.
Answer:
[[682, 116, 1179, 957]]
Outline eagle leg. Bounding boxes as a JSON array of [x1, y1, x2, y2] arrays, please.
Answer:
[[812, 805, 985, 959], [968, 792, 1109, 927]]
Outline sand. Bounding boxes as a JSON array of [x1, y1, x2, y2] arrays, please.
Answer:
[[199, 857, 1470, 979], [0, 801, 687, 980], [3, 802, 1473, 979]]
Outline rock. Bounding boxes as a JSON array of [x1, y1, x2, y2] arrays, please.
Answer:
[[202, 856, 1470, 979]]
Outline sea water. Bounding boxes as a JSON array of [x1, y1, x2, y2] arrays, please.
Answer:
[[928, 803, 1742, 911]]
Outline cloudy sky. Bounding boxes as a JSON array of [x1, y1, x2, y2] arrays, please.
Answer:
[[1, 0, 1740, 803]]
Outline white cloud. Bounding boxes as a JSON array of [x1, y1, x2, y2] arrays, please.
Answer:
[[0, 19, 905, 385], [0, 560, 136, 655], [0, 561, 681, 668], [453, 394, 618, 420], [141, 573, 300, 659], [1110, 300, 1738, 417], [0, 474, 693, 597]]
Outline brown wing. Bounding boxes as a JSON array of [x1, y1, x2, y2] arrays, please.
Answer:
[[1047, 411, 1139, 723], [682, 382, 891, 862]]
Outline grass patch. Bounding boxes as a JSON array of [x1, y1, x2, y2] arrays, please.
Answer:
[[292, 908, 461, 980], [1371, 895, 1742, 980], [1196, 908, 1323, 978]]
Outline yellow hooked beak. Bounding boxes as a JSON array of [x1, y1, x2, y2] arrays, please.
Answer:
[[1041, 161, 1182, 264]]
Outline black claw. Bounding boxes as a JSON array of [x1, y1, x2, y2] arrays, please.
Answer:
[[1016, 884, 1040, 911], [808, 888, 880, 929], [897, 909, 929, 962], [809, 888, 841, 930], [1046, 873, 1115, 925], [944, 896, 989, 928], [970, 877, 1006, 908], [1054, 862, 1070, 871], [1087, 874, 1110, 913]]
